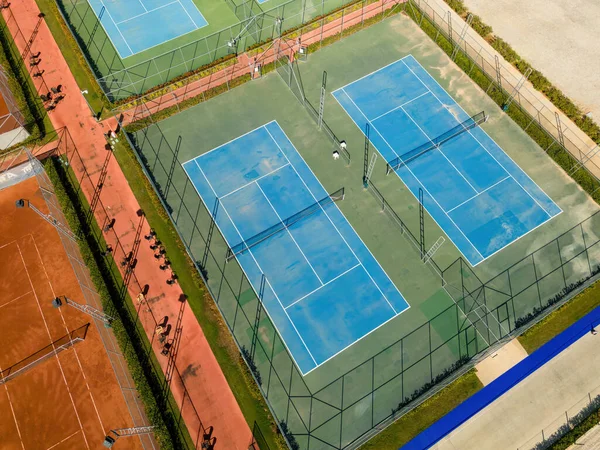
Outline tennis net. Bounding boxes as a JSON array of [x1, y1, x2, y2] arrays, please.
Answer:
[[226, 187, 345, 261], [386, 111, 487, 174]]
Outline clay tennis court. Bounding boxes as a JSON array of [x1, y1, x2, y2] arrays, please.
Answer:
[[0, 175, 145, 450]]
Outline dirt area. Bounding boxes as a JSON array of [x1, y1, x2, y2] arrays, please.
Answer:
[[475, 339, 527, 386], [0, 176, 144, 450], [463, 0, 600, 122]]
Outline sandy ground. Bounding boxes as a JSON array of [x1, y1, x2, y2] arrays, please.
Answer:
[[463, 0, 600, 122], [475, 339, 527, 386]]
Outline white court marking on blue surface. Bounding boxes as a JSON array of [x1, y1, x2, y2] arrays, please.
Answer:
[[88, 0, 208, 58], [333, 55, 562, 266], [182, 121, 410, 375]]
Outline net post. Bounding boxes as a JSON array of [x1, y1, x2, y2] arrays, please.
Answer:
[[555, 112, 565, 148], [363, 122, 370, 187], [318, 71, 327, 129], [419, 188, 425, 258], [502, 67, 532, 111], [450, 13, 472, 60], [203, 198, 219, 268]]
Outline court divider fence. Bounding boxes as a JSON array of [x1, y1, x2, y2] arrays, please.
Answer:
[[121, 1, 600, 447], [405, 0, 600, 202], [0, 139, 159, 449], [517, 382, 600, 450], [5, 128, 250, 448], [113, 0, 402, 127], [0, 137, 159, 449], [125, 68, 600, 450], [54, 0, 392, 101], [128, 105, 600, 449]]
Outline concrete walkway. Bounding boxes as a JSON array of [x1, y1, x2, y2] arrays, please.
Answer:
[[3, 2, 252, 448], [431, 331, 600, 450]]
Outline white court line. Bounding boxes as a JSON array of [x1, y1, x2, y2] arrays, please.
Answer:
[[0, 239, 17, 250], [46, 430, 81, 450], [264, 125, 400, 315], [115, 1, 179, 25], [1, 379, 25, 450], [371, 91, 431, 122], [98, 0, 134, 56], [181, 123, 275, 166], [219, 163, 290, 200], [29, 235, 106, 436], [254, 182, 324, 285], [446, 176, 511, 214], [400, 103, 479, 194], [268, 121, 416, 374], [137, 0, 148, 12], [177, 0, 199, 28], [303, 302, 403, 376], [331, 55, 414, 94], [284, 264, 360, 310], [339, 88, 485, 261], [401, 58, 558, 219], [16, 243, 90, 450], [192, 160, 319, 366], [184, 121, 412, 374], [182, 160, 317, 371], [471, 209, 558, 265], [0, 291, 32, 309]]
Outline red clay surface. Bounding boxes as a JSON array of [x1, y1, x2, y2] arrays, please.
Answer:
[[0, 176, 144, 450], [2, 2, 252, 448]]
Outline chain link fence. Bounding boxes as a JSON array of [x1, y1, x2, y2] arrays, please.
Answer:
[[54, 0, 389, 101], [123, 1, 600, 447], [407, 0, 600, 199], [0, 138, 158, 448], [517, 384, 600, 450]]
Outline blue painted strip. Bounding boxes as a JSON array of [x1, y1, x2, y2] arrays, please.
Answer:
[[401, 302, 600, 449]]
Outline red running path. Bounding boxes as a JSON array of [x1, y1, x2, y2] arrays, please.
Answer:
[[2, 1, 252, 448]]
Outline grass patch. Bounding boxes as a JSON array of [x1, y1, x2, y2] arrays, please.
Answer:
[[546, 409, 600, 449], [518, 279, 600, 354], [359, 370, 482, 449], [112, 137, 286, 450], [45, 155, 197, 449], [35, 0, 110, 118]]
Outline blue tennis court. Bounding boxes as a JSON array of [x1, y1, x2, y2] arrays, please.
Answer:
[[87, 0, 208, 58], [333, 55, 562, 266], [182, 121, 409, 374]]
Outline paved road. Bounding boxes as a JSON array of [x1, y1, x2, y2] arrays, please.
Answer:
[[431, 332, 600, 450]]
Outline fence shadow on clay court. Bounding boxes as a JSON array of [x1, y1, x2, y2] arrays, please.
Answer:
[[0, 137, 160, 449], [0, 130, 233, 449], [124, 35, 600, 450]]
